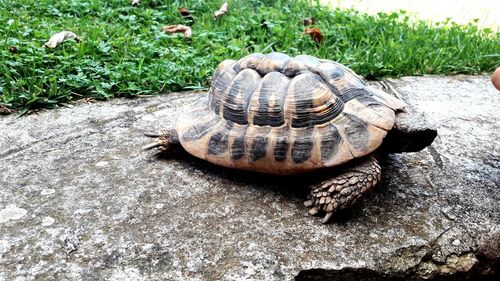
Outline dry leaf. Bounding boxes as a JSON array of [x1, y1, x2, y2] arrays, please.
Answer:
[[302, 17, 316, 26], [0, 104, 12, 115], [131, 0, 140, 6], [178, 8, 194, 24], [213, 1, 228, 20], [43, 31, 81, 48], [304, 27, 324, 44], [162, 25, 192, 38]]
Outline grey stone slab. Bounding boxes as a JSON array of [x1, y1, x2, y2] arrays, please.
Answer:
[[0, 76, 498, 280]]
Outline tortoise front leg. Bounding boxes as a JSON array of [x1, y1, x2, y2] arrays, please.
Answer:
[[142, 127, 182, 154], [304, 156, 381, 223]]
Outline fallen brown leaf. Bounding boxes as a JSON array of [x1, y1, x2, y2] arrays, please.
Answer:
[[178, 8, 195, 24], [213, 1, 228, 20], [162, 25, 192, 38], [302, 17, 316, 26], [304, 27, 324, 44], [0, 104, 12, 115], [43, 31, 81, 48]]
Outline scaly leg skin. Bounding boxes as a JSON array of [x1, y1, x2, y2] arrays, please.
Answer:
[[304, 156, 381, 224], [142, 127, 181, 155]]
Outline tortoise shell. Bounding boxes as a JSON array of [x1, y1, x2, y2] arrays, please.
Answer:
[[176, 52, 405, 175]]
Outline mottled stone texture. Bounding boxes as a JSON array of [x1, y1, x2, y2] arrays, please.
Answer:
[[0, 76, 498, 280]]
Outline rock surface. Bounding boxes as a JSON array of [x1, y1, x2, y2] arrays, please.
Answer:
[[0, 76, 498, 280]]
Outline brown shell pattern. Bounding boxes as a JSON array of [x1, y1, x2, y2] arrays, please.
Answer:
[[176, 52, 406, 174]]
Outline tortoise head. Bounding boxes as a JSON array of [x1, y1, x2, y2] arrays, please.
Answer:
[[381, 110, 437, 153]]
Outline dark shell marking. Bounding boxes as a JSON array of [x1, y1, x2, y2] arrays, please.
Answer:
[[207, 122, 233, 155], [342, 114, 369, 151], [230, 126, 247, 160], [291, 127, 314, 164], [250, 135, 269, 161], [340, 88, 381, 108], [320, 125, 342, 162], [274, 136, 289, 162]]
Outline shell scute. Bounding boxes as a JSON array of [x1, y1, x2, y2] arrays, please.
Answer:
[[318, 125, 342, 163], [233, 53, 264, 73], [221, 69, 260, 125], [287, 72, 344, 128], [295, 54, 322, 68], [249, 72, 289, 127], [250, 135, 269, 161], [273, 135, 289, 162], [209, 64, 237, 114], [291, 127, 314, 164]]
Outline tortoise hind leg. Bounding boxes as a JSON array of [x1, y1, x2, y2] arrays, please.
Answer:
[[304, 156, 381, 223], [143, 127, 182, 154]]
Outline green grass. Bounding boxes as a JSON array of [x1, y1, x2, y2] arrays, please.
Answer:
[[1, 0, 499, 113]]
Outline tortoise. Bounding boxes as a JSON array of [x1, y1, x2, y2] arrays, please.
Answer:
[[144, 52, 437, 223]]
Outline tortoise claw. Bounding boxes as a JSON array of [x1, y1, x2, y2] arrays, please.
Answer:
[[308, 206, 320, 216], [303, 200, 314, 207], [142, 141, 163, 151], [144, 132, 161, 138], [322, 212, 334, 224]]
